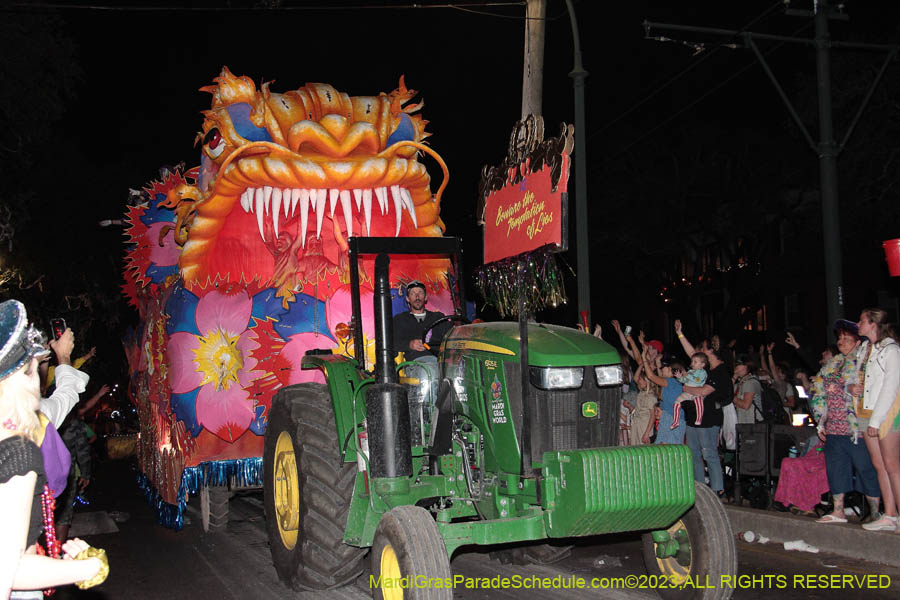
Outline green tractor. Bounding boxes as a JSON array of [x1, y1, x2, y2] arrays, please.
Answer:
[[263, 236, 736, 599]]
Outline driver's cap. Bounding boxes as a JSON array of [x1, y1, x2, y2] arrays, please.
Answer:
[[405, 280, 426, 294]]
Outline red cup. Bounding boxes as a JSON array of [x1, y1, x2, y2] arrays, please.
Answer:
[[883, 239, 900, 277]]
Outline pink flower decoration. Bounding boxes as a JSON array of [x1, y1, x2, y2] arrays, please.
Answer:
[[279, 333, 335, 385], [167, 289, 260, 442]]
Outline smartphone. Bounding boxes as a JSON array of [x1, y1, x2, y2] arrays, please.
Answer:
[[50, 318, 67, 340], [624, 325, 632, 337]]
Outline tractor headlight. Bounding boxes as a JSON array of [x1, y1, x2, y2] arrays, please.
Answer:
[[594, 365, 623, 387], [529, 367, 584, 390]]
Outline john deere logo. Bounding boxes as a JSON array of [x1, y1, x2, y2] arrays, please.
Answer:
[[582, 401, 598, 418]]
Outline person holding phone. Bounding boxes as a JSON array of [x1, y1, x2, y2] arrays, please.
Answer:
[[0, 300, 107, 598]]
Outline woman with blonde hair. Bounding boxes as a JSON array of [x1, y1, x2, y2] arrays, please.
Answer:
[[0, 300, 106, 598], [851, 308, 900, 532]]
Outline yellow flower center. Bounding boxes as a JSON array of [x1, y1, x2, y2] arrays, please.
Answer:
[[192, 328, 243, 391]]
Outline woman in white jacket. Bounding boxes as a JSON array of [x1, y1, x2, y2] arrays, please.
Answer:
[[853, 308, 900, 531]]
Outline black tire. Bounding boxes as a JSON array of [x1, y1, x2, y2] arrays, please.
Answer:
[[490, 542, 573, 565], [370, 506, 452, 600], [642, 482, 737, 600], [201, 486, 230, 532], [263, 383, 365, 590]]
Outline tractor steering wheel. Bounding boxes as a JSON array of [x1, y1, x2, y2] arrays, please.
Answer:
[[421, 314, 469, 346]]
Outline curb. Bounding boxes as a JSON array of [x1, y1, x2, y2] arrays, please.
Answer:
[[724, 505, 900, 567]]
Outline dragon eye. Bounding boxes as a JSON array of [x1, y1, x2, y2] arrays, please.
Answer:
[[203, 127, 225, 159]]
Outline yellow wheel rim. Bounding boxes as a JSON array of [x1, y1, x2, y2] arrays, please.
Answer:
[[380, 544, 403, 600], [654, 519, 692, 584], [274, 430, 299, 549]]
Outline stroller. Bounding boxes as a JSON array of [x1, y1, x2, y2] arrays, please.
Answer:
[[732, 423, 819, 509]]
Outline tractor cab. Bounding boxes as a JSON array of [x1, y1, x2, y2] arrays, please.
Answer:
[[346, 236, 467, 448]]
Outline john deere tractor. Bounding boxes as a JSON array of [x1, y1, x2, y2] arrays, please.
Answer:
[[263, 237, 736, 600]]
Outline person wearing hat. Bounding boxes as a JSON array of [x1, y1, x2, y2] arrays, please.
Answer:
[[392, 281, 450, 421], [0, 300, 106, 598], [805, 318, 882, 524], [392, 280, 450, 362]]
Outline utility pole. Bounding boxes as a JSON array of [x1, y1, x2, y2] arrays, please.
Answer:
[[564, 0, 591, 326], [521, 0, 545, 119], [813, 2, 844, 336], [646, 0, 900, 339]]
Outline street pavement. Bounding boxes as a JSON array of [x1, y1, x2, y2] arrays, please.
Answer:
[[51, 458, 900, 599]]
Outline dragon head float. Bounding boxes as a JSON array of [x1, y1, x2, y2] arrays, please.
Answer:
[[176, 67, 449, 301], [122, 69, 455, 509]]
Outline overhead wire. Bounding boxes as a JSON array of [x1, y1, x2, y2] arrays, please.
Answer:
[[10, 1, 525, 12], [588, 1, 786, 142], [593, 20, 814, 175]]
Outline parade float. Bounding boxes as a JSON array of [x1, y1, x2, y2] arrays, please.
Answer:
[[122, 68, 456, 529]]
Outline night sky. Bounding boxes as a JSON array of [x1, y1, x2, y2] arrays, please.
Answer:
[[4, 0, 900, 370]]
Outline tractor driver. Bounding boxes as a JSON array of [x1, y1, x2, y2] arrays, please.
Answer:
[[393, 280, 450, 364], [393, 281, 450, 423]]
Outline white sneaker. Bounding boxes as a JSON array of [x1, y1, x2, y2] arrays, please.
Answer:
[[861, 515, 898, 531]]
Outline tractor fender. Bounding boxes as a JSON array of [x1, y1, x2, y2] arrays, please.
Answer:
[[300, 354, 368, 463]]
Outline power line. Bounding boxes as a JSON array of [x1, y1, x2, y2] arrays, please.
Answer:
[[593, 21, 813, 174], [588, 1, 786, 142], [9, 1, 525, 12]]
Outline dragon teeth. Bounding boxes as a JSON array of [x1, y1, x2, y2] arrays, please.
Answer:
[[329, 188, 339, 218], [400, 187, 417, 229], [391, 185, 402, 236], [290, 188, 300, 217], [315, 189, 326, 239], [272, 188, 282, 239], [255, 193, 265, 242], [375, 187, 387, 215], [240, 185, 415, 246], [299, 188, 309, 248], [362, 189, 372, 235], [340, 190, 353, 237]]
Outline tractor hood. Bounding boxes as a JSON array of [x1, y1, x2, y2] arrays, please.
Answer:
[[444, 322, 620, 367]]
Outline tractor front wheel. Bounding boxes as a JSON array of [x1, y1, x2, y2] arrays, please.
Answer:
[[370, 506, 452, 600], [263, 383, 365, 590], [642, 482, 737, 600]]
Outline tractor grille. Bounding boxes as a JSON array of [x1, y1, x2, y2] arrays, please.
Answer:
[[504, 363, 620, 460]]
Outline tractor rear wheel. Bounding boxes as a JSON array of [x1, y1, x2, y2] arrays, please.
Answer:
[[641, 482, 737, 600], [263, 383, 365, 590], [370, 506, 452, 600]]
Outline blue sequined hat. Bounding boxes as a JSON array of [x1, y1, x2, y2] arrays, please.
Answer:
[[0, 300, 50, 381]]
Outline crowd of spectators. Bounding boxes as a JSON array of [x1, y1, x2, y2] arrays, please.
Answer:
[[595, 308, 900, 530]]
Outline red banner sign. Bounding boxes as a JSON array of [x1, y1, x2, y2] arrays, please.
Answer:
[[483, 155, 569, 263], [479, 115, 573, 264]]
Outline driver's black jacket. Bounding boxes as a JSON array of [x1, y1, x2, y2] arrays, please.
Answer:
[[392, 310, 450, 360]]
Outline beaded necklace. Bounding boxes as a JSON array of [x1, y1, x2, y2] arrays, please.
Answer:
[[36, 484, 61, 595]]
